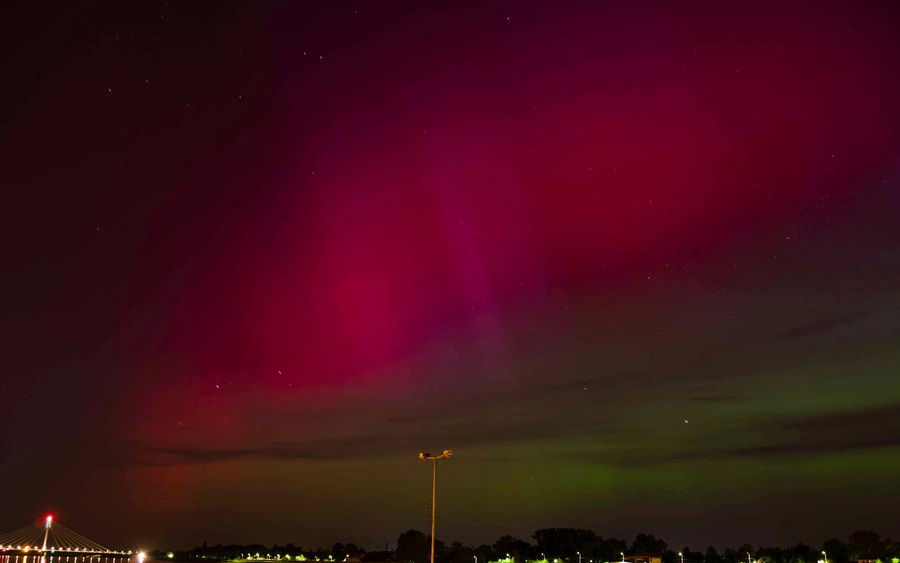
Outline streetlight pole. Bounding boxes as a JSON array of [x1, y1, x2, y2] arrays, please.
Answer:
[[679, 553, 684, 563], [621, 554, 625, 563], [747, 554, 751, 563], [419, 450, 453, 563], [578, 553, 581, 563], [822, 552, 827, 563]]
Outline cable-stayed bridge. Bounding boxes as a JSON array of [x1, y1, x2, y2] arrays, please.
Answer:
[[0, 516, 133, 557]]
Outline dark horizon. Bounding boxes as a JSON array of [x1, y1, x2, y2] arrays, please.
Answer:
[[2, 0, 900, 552], [148, 528, 899, 562]]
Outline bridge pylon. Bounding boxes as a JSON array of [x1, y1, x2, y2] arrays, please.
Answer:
[[41, 515, 52, 552]]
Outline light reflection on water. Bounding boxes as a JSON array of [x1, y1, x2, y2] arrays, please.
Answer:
[[0, 557, 132, 563]]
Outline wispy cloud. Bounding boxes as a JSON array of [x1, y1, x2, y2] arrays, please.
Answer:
[[386, 415, 427, 423], [126, 292, 900, 470], [770, 310, 870, 341]]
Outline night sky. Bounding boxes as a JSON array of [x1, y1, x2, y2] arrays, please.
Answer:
[[2, 0, 900, 554]]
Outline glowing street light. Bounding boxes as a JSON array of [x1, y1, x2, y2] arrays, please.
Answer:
[[578, 552, 581, 563], [621, 554, 625, 563], [679, 553, 684, 563], [418, 449, 453, 563], [822, 552, 827, 563]]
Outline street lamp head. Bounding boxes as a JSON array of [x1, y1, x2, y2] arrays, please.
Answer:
[[419, 452, 430, 459], [442, 449, 453, 458]]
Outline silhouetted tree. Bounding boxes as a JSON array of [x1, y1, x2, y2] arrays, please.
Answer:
[[397, 530, 444, 563], [532, 528, 600, 560], [444, 541, 476, 563], [595, 538, 629, 563], [785, 544, 815, 563], [736, 544, 755, 563], [164, 526, 900, 563], [631, 535, 668, 555], [493, 536, 531, 562], [681, 548, 704, 563], [821, 540, 848, 563], [849, 532, 885, 560], [474, 544, 496, 563]]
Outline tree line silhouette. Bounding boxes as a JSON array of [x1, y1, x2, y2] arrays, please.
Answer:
[[157, 529, 899, 563]]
